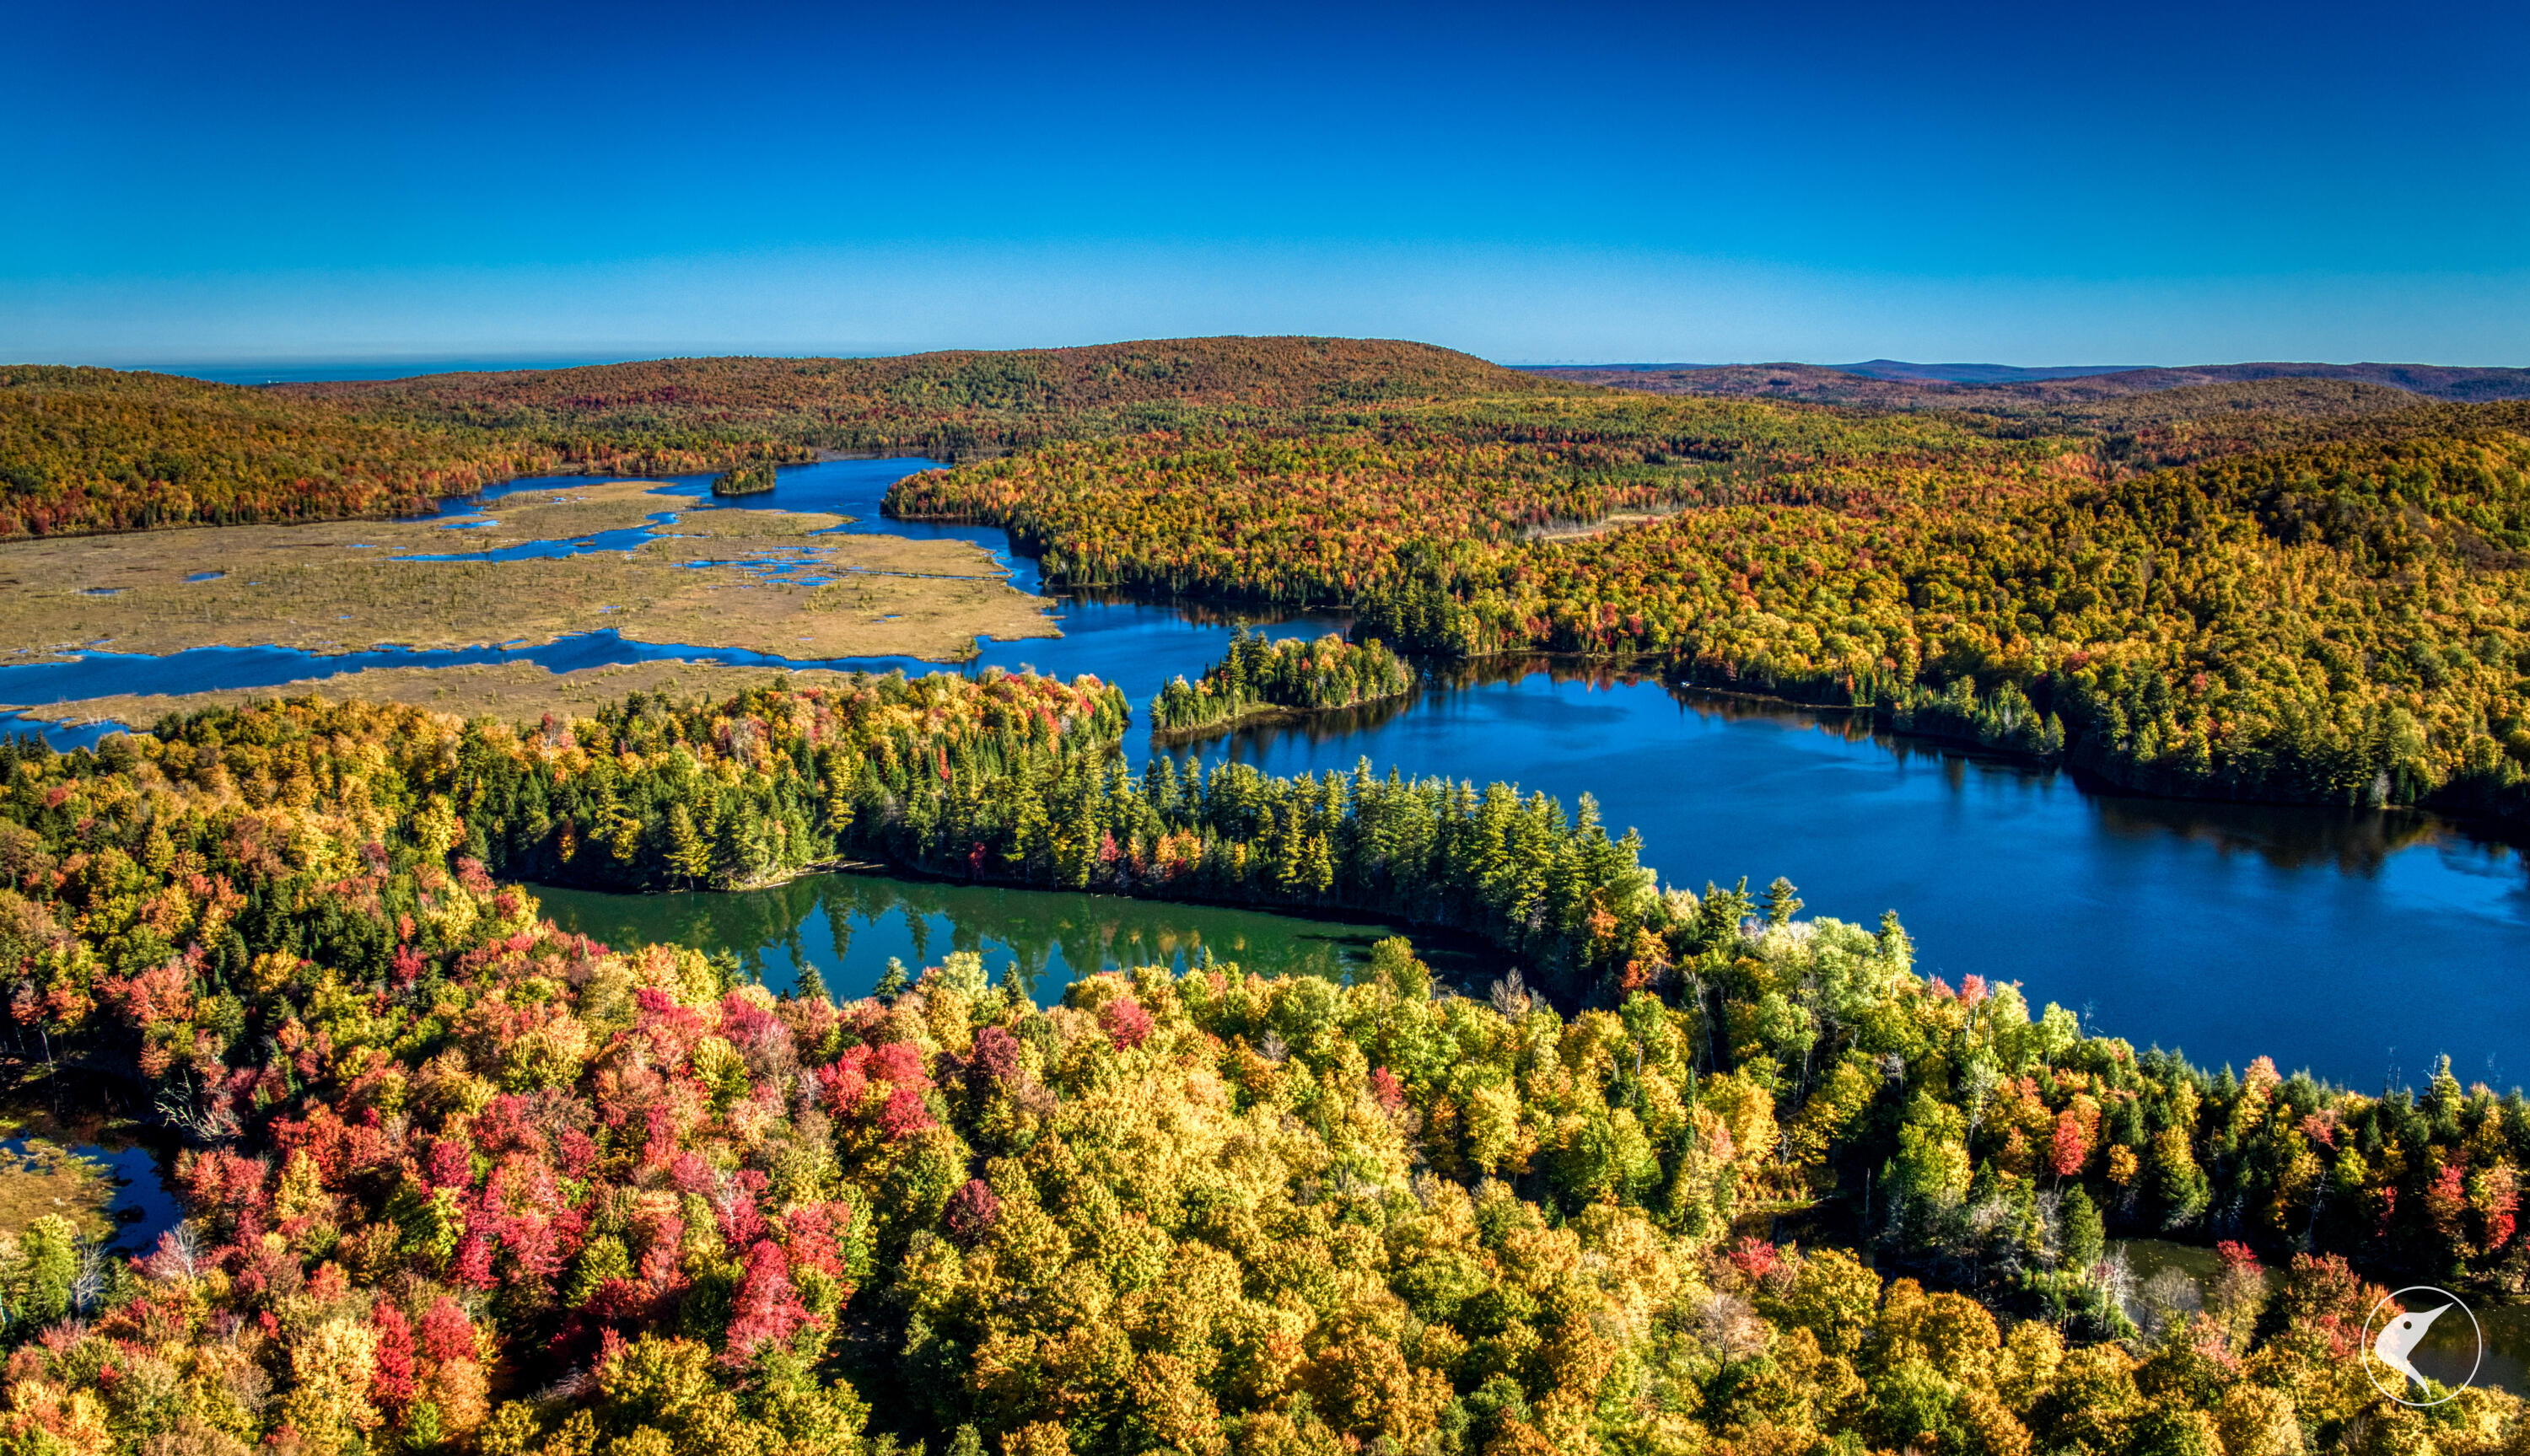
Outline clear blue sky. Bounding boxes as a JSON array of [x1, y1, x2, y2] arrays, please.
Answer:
[[6, 0, 2524, 367]]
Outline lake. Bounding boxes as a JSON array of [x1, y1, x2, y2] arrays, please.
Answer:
[[1166, 658, 2530, 1088], [6, 458, 2526, 1088]]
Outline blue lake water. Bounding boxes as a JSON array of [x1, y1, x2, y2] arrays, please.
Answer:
[[1165, 662, 2530, 1088], [3, 459, 2526, 1088]]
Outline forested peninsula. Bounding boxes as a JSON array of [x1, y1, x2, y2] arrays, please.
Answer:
[[884, 390, 2530, 825], [0, 678, 2524, 1454]]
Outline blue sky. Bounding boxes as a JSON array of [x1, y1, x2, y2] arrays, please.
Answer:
[[6, 0, 2524, 366]]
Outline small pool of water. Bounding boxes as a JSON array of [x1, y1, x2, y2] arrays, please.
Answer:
[[401, 512, 681, 562], [0, 1133, 183, 1254], [530, 868, 1509, 1004]]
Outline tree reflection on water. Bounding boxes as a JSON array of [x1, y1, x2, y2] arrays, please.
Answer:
[[530, 869, 1508, 1005]]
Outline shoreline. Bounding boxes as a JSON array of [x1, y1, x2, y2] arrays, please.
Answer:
[[1147, 690, 1414, 745]]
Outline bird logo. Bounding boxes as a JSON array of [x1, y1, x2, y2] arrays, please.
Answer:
[[2362, 1287, 2481, 1407], [2371, 1304, 2447, 1389]]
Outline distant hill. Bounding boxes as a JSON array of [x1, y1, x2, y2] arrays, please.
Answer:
[[1526, 358, 2530, 404], [282, 336, 1567, 459], [1833, 359, 2143, 384], [0, 365, 549, 538]]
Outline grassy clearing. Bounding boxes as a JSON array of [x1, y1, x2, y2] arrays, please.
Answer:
[[0, 481, 1053, 685], [29, 659, 919, 730]]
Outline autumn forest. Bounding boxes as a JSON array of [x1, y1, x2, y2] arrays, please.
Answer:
[[0, 337, 2526, 1456]]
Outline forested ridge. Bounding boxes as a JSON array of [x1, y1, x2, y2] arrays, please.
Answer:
[[3, 337, 2413, 545], [1526, 362, 2530, 414], [279, 339, 1562, 463], [0, 683, 2526, 1453], [0, 341, 1562, 541], [891, 400, 2530, 821]]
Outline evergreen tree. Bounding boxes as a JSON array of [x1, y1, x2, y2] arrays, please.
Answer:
[[2062, 1185, 2106, 1273], [875, 956, 910, 1003], [667, 803, 711, 887], [1763, 875, 1804, 927]]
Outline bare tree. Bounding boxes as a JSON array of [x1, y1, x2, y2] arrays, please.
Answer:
[[70, 1243, 107, 1314], [1489, 967, 1530, 1018], [146, 1222, 205, 1281]]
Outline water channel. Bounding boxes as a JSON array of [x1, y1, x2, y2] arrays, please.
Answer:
[[4, 458, 2525, 1089]]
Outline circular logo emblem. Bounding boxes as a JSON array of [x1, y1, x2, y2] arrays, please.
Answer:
[[2361, 1287, 2483, 1406]]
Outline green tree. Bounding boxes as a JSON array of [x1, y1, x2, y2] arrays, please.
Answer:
[[668, 804, 712, 887], [1763, 875, 1805, 927], [2061, 1185, 2105, 1273]]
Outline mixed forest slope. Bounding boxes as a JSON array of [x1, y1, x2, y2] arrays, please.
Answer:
[[1, 683, 2528, 1453], [0, 366, 547, 538], [277, 336, 1566, 464], [0, 339, 1564, 540]]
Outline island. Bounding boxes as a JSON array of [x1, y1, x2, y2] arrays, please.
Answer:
[[1149, 627, 1415, 739]]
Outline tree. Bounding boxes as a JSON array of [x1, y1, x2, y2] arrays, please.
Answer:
[[2062, 1186, 2105, 1274], [1763, 875, 1804, 927], [668, 805, 711, 887]]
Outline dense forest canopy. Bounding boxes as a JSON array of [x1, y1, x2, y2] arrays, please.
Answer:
[[0, 367, 546, 538], [0, 683, 2526, 1453]]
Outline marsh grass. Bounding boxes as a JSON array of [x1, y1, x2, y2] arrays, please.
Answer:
[[0, 1108, 124, 1242], [34, 659, 899, 732], [0, 480, 1052, 681]]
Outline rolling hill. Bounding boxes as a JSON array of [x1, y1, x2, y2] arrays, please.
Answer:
[[0, 338, 1568, 539]]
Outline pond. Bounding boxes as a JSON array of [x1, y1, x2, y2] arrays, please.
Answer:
[[530, 869, 1511, 1004], [0, 1105, 186, 1255], [5, 458, 2527, 1088]]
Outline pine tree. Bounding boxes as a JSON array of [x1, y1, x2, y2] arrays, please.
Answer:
[[668, 804, 711, 887], [2062, 1185, 2106, 1273], [795, 960, 832, 1006], [1763, 876, 1804, 927], [875, 957, 910, 1003]]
